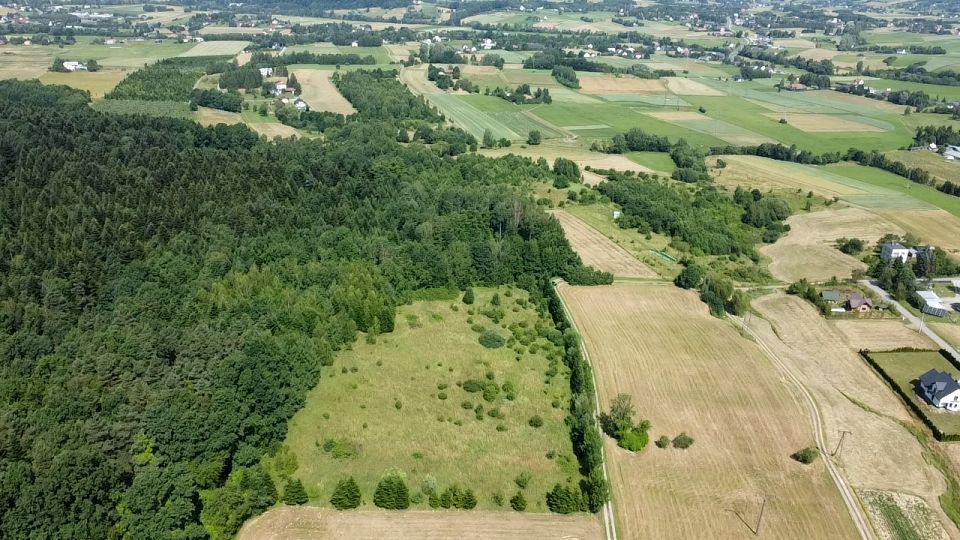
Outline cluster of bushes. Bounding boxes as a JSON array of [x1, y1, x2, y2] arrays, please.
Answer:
[[276, 108, 347, 133], [738, 46, 835, 77], [836, 237, 866, 255], [479, 330, 506, 348], [670, 139, 710, 183], [373, 473, 410, 510], [552, 157, 581, 188], [546, 483, 587, 513], [427, 64, 478, 92], [480, 54, 505, 69], [675, 263, 750, 318], [190, 89, 243, 112], [551, 65, 580, 89], [428, 485, 478, 509], [487, 84, 552, 105], [654, 433, 695, 449], [420, 43, 465, 64], [791, 447, 819, 464], [786, 279, 829, 315], [599, 394, 651, 451]]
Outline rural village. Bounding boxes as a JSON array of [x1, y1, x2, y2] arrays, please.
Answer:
[[3, 0, 960, 539]]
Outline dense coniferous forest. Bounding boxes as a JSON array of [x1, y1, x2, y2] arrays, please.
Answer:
[[105, 58, 216, 101], [0, 80, 608, 538]]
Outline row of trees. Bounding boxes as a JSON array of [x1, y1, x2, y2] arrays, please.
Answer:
[[0, 80, 610, 538], [189, 88, 243, 112]]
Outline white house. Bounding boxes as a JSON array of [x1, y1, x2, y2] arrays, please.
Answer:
[[880, 242, 912, 262], [259, 67, 273, 77], [273, 82, 287, 96], [945, 146, 960, 160], [919, 369, 960, 411], [350, 41, 358, 47], [293, 98, 307, 110], [62, 61, 86, 71]]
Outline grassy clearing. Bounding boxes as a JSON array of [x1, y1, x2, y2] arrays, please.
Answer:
[[559, 283, 859, 538], [624, 151, 675, 174], [282, 288, 578, 511], [870, 351, 960, 437]]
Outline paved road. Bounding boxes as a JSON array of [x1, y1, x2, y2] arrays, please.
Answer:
[[732, 317, 874, 540], [859, 280, 960, 357]]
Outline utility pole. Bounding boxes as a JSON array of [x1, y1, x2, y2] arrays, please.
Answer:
[[833, 430, 851, 459], [755, 497, 767, 537]]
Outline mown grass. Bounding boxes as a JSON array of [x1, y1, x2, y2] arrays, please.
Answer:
[[869, 351, 960, 437], [280, 287, 579, 511]]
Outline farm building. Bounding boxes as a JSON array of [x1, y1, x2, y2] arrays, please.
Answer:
[[62, 61, 87, 71], [821, 290, 841, 303], [945, 146, 960, 160], [259, 67, 273, 77], [917, 290, 949, 317], [880, 242, 911, 262], [846, 293, 873, 312], [294, 98, 307, 110], [919, 369, 960, 411]]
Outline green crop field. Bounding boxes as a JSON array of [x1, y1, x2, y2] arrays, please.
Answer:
[[626, 151, 676, 173], [0, 37, 194, 79], [280, 288, 579, 510], [425, 93, 563, 140], [868, 351, 960, 437], [827, 163, 960, 216]]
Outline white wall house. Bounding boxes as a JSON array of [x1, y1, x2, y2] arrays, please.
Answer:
[[880, 242, 912, 262], [920, 369, 960, 411], [62, 61, 86, 71]]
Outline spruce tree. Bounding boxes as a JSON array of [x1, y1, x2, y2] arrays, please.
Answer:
[[283, 478, 308, 505], [462, 287, 475, 305], [374, 474, 409, 510], [330, 477, 361, 510], [461, 489, 477, 509]]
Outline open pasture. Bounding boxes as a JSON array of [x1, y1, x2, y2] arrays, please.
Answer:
[[179, 40, 250, 57], [832, 320, 934, 352], [38, 70, 126, 98], [291, 69, 355, 114], [766, 113, 887, 133], [760, 207, 898, 283], [749, 294, 955, 539], [558, 282, 858, 539], [282, 289, 577, 510], [238, 506, 602, 540], [551, 210, 657, 278], [0, 37, 194, 76]]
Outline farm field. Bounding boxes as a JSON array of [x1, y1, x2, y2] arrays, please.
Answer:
[[747, 294, 956, 537], [38, 70, 126, 98], [179, 40, 250, 57], [0, 37, 195, 78], [869, 351, 960, 437], [290, 69, 355, 114], [558, 282, 858, 539], [238, 506, 602, 540], [195, 106, 243, 126], [760, 206, 900, 283], [550, 210, 657, 278], [886, 150, 960, 185], [282, 288, 578, 511], [248, 122, 303, 139], [931, 324, 960, 350], [832, 320, 935, 352], [478, 141, 653, 175], [624, 151, 675, 174]]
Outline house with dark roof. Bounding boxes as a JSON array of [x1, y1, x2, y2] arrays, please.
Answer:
[[846, 293, 873, 312], [919, 369, 960, 411], [821, 290, 841, 303]]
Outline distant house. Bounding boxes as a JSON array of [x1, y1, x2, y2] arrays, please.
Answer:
[[293, 98, 307, 110], [787, 82, 808, 91], [273, 82, 287, 96], [62, 61, 86, 71], [350, 41, 358, 47], [259, 67, 273, 77], [880, 242, 912, 262], [919, 369, 960, 411], [846, 293, 873, 312], [945, 146, 960, 160], [917, 290, 948, 317], [821, 290, 841, 303]]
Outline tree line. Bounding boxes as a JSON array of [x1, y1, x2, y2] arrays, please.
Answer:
[[0, 79, 610, 539]]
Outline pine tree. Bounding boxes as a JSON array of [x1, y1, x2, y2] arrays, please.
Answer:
[[330, 477, 361, 510], [283, 478, 308, 505], [374, 474, 409, 510], [462, 287, 474, 305], [461, 489, 477, 509], [546, 483, 585, 514]]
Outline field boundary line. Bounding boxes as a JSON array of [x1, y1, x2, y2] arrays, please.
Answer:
[[732, 314, 875, 540], [552, 279, 618, 540]]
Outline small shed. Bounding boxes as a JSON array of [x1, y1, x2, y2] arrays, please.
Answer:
[[821, 290, 841, 303]]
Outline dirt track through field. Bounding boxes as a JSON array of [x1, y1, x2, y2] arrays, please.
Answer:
[[747, 294, 955, 537], [551, 211, 657, 278], [238, 506, 603, 540], [558, 282, 859, 539]]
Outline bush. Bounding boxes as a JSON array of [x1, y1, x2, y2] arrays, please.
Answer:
[[791, 447, 819, 464], [493, 492, 505, 507], [672, 432, 694, 449], [373, 473, 410, 510], [330, 477, 362, 509], [529, 415, 544, 428], [282, 478, 308, 505], [479, 330, 505, 349], [617, 427, 649, 451], [514, 472, 531, 489], [462, 287, 474, 305], [510, 491, 527, 511], [546, 483, 585, 514], [462, 379, 483, 393], [655, 435, 670, 448]]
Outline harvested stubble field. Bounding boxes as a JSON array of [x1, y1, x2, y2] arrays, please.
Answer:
[[710, 155, 869, 198], [179, 40, 250, 57], [478, 142, 653, 176], [886, 150, 960, 185], [765, 113, 886, 133], [760, 207, 901, 283], [577, 74, 665, 95], [38, 70, 127, 98], [238, 507, 602, 540], [558, 282, 858, 539], [747, 294, 955, 535], [832, 320, 935, 352], [290, 69, 356, 114], [663, 77, 724, 96], [550, 210, 657, 278], [195, 106, 243, 126], [874, 209, 960, 255], [249, 122, 303, 139]]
